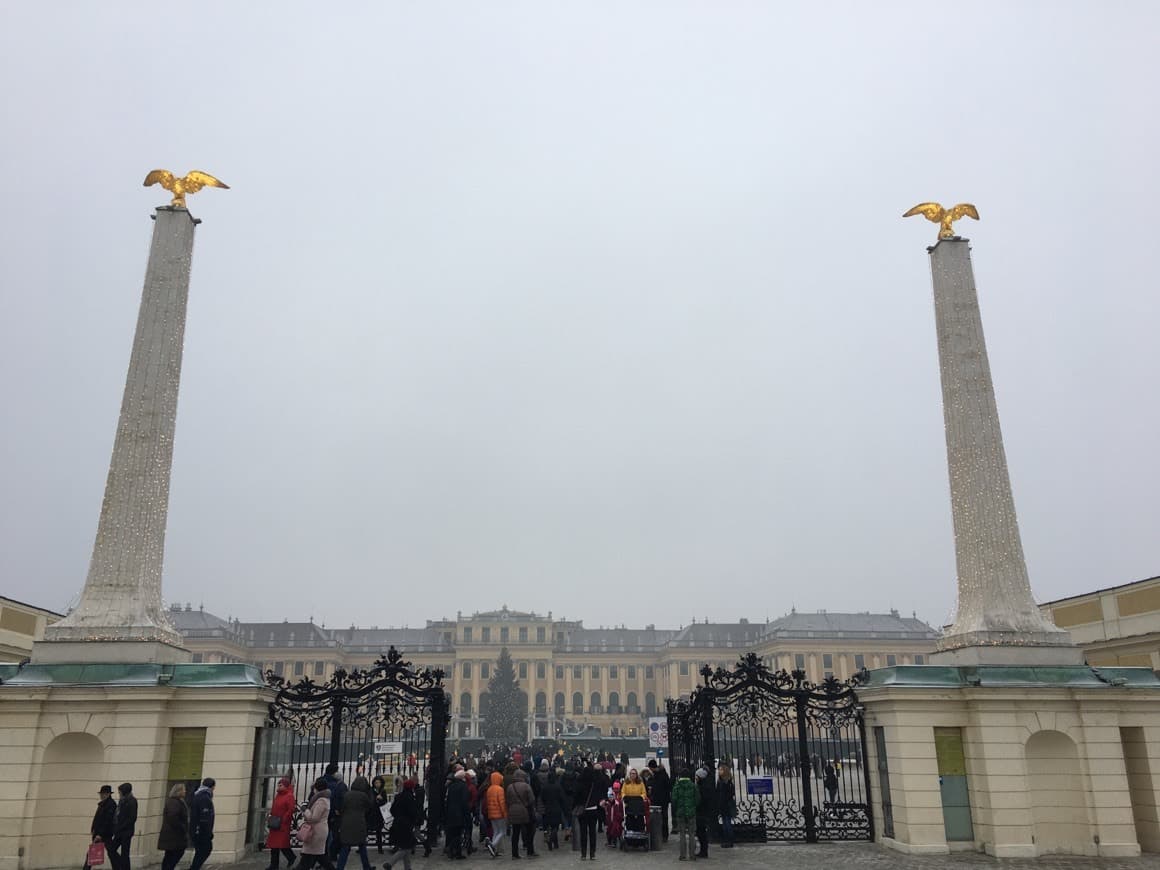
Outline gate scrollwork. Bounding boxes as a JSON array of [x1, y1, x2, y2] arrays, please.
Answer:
[[666, 653, 873, 844]]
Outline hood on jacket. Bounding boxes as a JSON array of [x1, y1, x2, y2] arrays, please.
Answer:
[[350, 776, 372, 794], [513, 770, 527, 783], [489, 772, 504, 788]]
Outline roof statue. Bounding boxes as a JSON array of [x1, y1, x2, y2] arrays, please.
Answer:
[[903, 202, 979, 239], [143, 170, 229, 209]]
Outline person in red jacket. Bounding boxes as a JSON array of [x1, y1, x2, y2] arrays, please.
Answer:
[[266, 778, 298, 870]]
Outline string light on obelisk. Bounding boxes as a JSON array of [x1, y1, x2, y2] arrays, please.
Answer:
[[906, 202, 1079, 665]]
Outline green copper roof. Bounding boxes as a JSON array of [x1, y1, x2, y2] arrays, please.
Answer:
[[0, 662, 267, 688], [864, 664, 1160, 689]]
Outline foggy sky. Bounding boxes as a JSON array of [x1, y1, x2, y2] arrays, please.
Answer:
[[1, 2, 1157, 632]]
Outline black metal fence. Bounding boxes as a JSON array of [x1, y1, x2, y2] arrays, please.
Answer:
[[666, 654, 873, 843], [250, 647, 449, 850]]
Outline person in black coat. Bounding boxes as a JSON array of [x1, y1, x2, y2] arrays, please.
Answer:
[[189, 778, 216, 870], [91, 785, 116, 847], [539, 770, 567, 850], [383, 780, 421, 870], [157, 783, 190, 870], [443, 771, 469, 859], [694, 769, 716, 858], [110, 783, 138, 870], [646, 761, 671, 842]]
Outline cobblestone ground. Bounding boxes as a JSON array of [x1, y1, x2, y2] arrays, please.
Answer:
[[221, 837, 1160, 870]]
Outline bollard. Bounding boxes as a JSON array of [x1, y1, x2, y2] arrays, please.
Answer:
[[650, 807, 663, 850]]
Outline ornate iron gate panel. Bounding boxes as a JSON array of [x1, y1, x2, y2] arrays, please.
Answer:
[[666, 654, 872, 843], [259, 647, 450, 850]]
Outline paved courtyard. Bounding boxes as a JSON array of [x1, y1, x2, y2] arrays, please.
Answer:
[[221, 840, 1160, 870]]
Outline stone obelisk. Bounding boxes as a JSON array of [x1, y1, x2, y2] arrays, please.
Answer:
[[36, 207, 200, 664], [923, 237, 1081, 665]]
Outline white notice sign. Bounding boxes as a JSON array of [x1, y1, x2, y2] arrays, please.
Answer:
[[648, 717, 668, 748], [374, 741, 404, 754]]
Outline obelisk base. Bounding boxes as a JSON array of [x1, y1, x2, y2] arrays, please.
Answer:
[[32, 637, 191, 665], [929, 637, 1085, 667]]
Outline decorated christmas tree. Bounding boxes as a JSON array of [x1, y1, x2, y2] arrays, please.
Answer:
[[482, 646, 526, 743]]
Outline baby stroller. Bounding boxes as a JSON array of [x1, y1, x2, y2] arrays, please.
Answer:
[[619, 795, 650, 851]]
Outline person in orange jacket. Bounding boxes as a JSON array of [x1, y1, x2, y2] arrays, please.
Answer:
[[483, 771, 508, 857]]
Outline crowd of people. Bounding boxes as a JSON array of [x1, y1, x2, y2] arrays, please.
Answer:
[[85, 749, 743, 870], [278, 746, 741, 865], [88, 779, 217, 870]]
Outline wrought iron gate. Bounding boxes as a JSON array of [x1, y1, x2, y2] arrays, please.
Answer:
[[666, 654, 872, 843], [251, 647, 449, 850]]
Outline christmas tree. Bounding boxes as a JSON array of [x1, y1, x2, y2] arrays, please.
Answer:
[[482, 646, 526, 743]]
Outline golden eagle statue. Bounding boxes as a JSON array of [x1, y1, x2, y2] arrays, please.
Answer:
[[903, 202, 979, 239], [143, 170, 229, 209]]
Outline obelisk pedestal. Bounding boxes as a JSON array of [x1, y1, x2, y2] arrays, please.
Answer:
[[924, 238, 1081, 666], [35, 207, 197, 664]]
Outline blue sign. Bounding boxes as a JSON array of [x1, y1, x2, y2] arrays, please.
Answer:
[[746, 777, 774, 796]]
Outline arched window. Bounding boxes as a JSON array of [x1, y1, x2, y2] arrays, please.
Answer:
[[608, 691, 620, 713], [572, 692, 583, 714], [645, 692, 656, 716], [554, 692, 565, 713], [460, 692, 472, 716], [590, 691, 601, 712], [535, 691, 547, 714], [627, 692, 638, 712]]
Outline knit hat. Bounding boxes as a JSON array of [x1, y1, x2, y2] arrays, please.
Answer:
[[695, 768, 708, 780], [540, 759, 549, 770]]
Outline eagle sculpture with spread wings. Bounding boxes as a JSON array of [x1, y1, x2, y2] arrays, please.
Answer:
[[144, 170, 229, 209], [903, 202, 979, 239]]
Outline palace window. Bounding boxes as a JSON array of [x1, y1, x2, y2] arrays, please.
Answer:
[[481, 663, 490, 679], [274, 662, 284, 676], [794, 654, 806, 670], [537, 661, 546, 679], [463, 662, 471, 679], [463, 627, 472, 643], [573, 665, 582, 679], [679, 662, 689, 676], [914, 654, 925, 665], [537, 626, 546, 642], [314, 661, 324, 676], [482, 627, 491, 642], [519, 627, 528, 642], [645, 666, 654, 679], [519, 662, 528, 679], [501, 627, 509, 642], [294, 661, 304, 676], [822, 654, 833, 671], [886, 654, 897, 667], [609, 665, 618, 679], [556, 665, 564, 679], [627, 666, 636, 680], [572, 692, 583, 713], [591, 665, 600, 679], [854, 654, 865, 670]]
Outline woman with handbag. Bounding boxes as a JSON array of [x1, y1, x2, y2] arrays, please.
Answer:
[[157, 783, 189, 870], [267, 777, 297, 870], [297, 778, 335, 870]]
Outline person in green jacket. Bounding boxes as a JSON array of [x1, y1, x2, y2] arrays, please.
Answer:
[[670, 769, 699, 860]]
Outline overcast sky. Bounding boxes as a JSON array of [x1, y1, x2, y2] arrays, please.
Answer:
[[1, 2, 1156, 633]]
